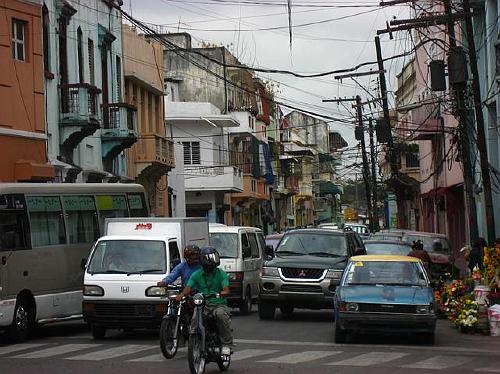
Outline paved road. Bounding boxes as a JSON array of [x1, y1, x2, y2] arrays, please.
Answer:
[[1, 308, 499, 374]]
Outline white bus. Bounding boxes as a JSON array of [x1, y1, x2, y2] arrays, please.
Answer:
[[0, 183, 149, 342]]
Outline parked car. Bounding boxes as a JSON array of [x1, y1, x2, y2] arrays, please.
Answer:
[[209, 224, 266, 315], [370, 231, 405, 241], [265, 232, 284, 251], [364, 240, 413, 256], [258, 229, 366, 320], [334, 255, 436, 344], [317, 223, 340, 230]]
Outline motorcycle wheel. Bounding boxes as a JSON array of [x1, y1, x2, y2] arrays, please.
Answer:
[[160, 319, 178, 359], [188, 333, 206, 374], [217, 356, 231, 372]]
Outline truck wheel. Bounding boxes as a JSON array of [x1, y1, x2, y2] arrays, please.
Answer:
[[258, 300, 275, 320], [280, 305, 294, 318], [239, 287, 252, 315], [7, 297, 33, 343], [91, 324, 106, 340], [334, 321, 346, 343]]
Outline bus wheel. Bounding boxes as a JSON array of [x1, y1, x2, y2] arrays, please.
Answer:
[[91, 324, 106, 339], [7, 297, 33, 343]]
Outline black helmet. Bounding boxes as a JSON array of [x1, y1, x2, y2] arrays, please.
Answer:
[[412, 240, 424, 250], [184, 244, 201, 261], [200, 246, 220, 271]]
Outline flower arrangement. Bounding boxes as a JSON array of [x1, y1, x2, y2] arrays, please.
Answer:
[[454, 295, 479, 330], [483, 246, 500, 291], [436, 279, 466, 317]]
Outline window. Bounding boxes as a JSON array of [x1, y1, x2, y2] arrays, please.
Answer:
[[95, 195, 128, 234], [88, 39, 95, 85], [182, 141, 200, 165], [0, 211, 30, 250], [256, 233, 267, 259], [116, 56, 122, 101], [248, 233, 260, 258], [127, 193, 148, 217], [251, 179, 257, 192], [42, 5, 50, 72], [63, 195, 98, 244], [26, 196, 66, 247], [169, 241, 181, 270], [77, 27, 84, 83], [11, 19, 26, 61], [210, 233, 238, 258]]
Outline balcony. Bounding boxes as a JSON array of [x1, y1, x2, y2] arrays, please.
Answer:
[[135, 134, 175, 180], [101, 103, 138, 161], [59, 83, 101, 160], [232, 175, 269, 200], [184, 166, 243, 192]]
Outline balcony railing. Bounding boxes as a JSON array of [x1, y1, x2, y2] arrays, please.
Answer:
[[136, 134, 175, 167], [60, 83, 101, 120], [103, 103, 137, 131]]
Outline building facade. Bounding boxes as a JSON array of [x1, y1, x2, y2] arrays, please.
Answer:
[[44, 0, 136, 182], [0, 0, 54, 182], [122, 24, 175, 217]]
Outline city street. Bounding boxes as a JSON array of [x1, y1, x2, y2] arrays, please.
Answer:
[[1, 308, 499, 374]]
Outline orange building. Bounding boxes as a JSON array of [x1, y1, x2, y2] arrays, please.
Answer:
[[0, 0, 54, 182]]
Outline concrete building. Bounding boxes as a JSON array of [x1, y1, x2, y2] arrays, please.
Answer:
[[0, 0, 54, 182], [122, 25, 175, 217], [44, 0, 136, 182]]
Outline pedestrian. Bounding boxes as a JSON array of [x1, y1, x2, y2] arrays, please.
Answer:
[[407, 240, 432, 276], [468, 237, 487, 272]]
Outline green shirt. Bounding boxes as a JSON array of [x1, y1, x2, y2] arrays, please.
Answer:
[[187, 268, 229, 306]]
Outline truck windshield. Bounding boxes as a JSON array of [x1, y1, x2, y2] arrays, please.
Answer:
[[210, 233, 238, 258], [87, 240, 167, 274]]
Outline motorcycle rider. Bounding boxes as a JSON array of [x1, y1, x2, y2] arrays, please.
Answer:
[[408, 240, 432, 276], [157, 244, 201, 288], [176, 246, 233, 355]]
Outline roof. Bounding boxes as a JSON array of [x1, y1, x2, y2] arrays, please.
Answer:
[[98, 235, 170, 242], [350, 255, 420, 262], [364, 240, 412, 246], [285, 229, 344, 235], [209, 225, 263, 234]]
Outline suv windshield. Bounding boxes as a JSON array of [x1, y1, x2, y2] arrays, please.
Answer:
[[210, 233, 238, 258], [276, 232, 347, 257], [344, 261, 427, 286], [88, 240, 166, 274]]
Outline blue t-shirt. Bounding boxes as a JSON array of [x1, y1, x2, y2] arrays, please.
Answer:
[[162, 261, 201, 286]]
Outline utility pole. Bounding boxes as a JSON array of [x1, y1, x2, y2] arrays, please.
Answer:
[[444, 0, 479, 244], [368, 117, 380, 231], [355, 95, 374, 231], [463, 0, 496, 244]]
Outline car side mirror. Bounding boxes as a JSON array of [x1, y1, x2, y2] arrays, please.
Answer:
[[354, 248, 366, 256], [81, 258, 88, 270], [242, 246, 251, 259], [265, 245, 274, 259]]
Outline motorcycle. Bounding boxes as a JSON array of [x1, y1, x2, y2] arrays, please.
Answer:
[[188, 293, 232, 374], [159, 285, 191, 359]]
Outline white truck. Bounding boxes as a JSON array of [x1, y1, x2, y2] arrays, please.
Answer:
[[82, 217, 209, 339]]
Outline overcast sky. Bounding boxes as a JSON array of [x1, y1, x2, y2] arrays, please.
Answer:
[[128, 0, 411, 152]]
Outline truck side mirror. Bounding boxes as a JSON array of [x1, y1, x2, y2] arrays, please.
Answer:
[[81, 258, 88, 270], [242, 246, 251, 259], [265, 245, 274, 259]]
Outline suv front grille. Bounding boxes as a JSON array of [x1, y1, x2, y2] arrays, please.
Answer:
[[358, 303, 417, 314], [281, 284, 323, 293], [281, 268, 325, 279]]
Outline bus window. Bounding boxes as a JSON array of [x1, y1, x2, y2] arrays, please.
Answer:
[[96, 195, 128, 234], [128, 193, 148, 217], [26, 196, 66, 247], [0, 211, 30, 251], [63, 195, 99, 244]]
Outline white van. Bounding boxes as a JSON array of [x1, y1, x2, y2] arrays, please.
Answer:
[[208, 224, 266, 315], [82, 217, 209, 339]]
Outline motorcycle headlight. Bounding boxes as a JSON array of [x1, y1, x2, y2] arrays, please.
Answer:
[[146, 286, 167, 297], [193, 293, 204, 305], [261, 267, 279, 278], [83, 285, 104, 297], [416, 305, 432, 314]]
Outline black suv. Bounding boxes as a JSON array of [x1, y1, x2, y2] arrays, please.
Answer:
[[258, 229, 366, 319]]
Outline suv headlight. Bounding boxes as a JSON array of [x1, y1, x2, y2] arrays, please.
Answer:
[[346, 302, 359, 312], [325, 269, 343, 281], [261, 266, 279, 278], [416, 305, 433, 314], [83, 285, 104, 296], [146, 286, 167, 297]]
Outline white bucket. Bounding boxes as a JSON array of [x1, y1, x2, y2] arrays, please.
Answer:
[[490, 318, 500, 337], [474, 285, 491, 305]]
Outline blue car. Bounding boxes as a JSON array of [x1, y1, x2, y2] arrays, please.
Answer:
[[334, 255, 436, 344]]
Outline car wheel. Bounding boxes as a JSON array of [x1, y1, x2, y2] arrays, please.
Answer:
[[91, 324, 106, 340], [258, 300, 275, 320], [239, 287, 252, 316], [7, 297, 34, 343], [334, 321, 347, 343], [280, 305, 294, 318]]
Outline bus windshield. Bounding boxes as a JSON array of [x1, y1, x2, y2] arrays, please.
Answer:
[[88, 240, 167, 274]]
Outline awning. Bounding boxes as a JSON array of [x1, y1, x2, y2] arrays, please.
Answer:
[[420, 183, 463, 200], [319, 181, 342, 196]]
